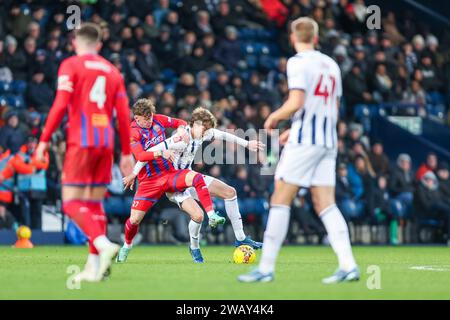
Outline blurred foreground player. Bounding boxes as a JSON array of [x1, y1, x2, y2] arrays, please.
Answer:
[[239, 17, 359, 284], [36, 23, 134, 282]]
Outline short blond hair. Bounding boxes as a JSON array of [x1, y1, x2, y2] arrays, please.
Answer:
[[189, 107, 217, 130], [291, 17, 318, 44]]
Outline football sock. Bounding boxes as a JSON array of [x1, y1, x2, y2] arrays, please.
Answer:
[[191, 174, 214, 213], [188, 219, 202, 249], [224, 196, 246, 241], [258, 205, 291, 274], [63, 200, 107, 248], [124, 218, 139, 246], [319, 204, 357, 272], [85, 253, 100, 272]]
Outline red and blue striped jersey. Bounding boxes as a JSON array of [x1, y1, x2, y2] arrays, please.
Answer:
[[40, 54, 131, 154], [130, 114, 186, 181]]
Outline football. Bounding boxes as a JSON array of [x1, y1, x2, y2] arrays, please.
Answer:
[[233, 245, 256, 264]]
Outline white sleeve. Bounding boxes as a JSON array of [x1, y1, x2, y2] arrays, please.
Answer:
[[287, 57, 307, 91], [133, 161, 146, 175], [208, 128, 249, 147], [133, 137, 188, 175]]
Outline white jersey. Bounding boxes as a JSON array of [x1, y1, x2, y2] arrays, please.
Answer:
[[287, 50, 342, 149], [132, 126, 249, 175]]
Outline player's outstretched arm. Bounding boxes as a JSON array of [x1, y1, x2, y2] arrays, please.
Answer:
[[207, 129, 266, 152], [264, 89, 305, 133]]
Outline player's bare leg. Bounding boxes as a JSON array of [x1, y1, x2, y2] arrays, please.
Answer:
[[116, 208, 146, 263], [208, 179, 262, 249], [62, 186, 119, 282], [238, 180, 298, 282], [180, 198, 205, 263], [183, 171, 225, 227], [310, 186, 359, 284]]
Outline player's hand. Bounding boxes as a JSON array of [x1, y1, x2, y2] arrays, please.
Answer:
[[247, 140, 265, 152], [35, 142, 48, 163], [162, 150, 175, 162], [120, 154, 135, 177], [279, 129, 291, 146], [123, 173, 137, 191], [264, 115, 279, 134]]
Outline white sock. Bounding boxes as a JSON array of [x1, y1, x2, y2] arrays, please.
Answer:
[[206, 210, 215, 218], [258, 205, 291, 274], [319, 204, 357, 271], [85, 253, 99, 272], [93, 235, 113, 252], [224, 196, 246, 241], [189, 220, 202, 249]]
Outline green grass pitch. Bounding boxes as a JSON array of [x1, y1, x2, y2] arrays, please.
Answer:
[[1, 245, 450, 299]]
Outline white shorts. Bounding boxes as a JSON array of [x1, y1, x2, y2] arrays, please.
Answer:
[[275, 144, 337, 188], [166, 174, 215, 206]]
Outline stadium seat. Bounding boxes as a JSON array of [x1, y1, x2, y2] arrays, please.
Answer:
[[245, 55, 258, 69], [0, 81, 12, 94], [11, 80, 27, 94], [5, 94, 25, 108]]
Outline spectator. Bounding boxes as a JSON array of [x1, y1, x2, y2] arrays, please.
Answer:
[[194, 11, 213, 38], [142, 14, 159, 40], [244, 72, 272, 105], [210, 72, 232, 101], [213, 26, 242, 71], [153, 0, 171, 27], [4, 35, 27, 80], [437, 161, 450, 204], [417, 52, 442, 92], [153, 25, 177, 69], [416, 152, 438, 181], [5, 4, 32, 40], [373, 63, 394, 102], [26, 69, 54, 114], [212, 1, 239, 37], [177, 31, 196, 59], [389, 154, 414, 220], [136, 42, 160, 83], [369, 141, 390, 176], [174, 73, 197, 100], [0, 112, 28, 154], [369, 175, 398, 244], [14, 138, 49, 229], [414, 171, 450, 243], [336, 163, 365, 221], [181, 44, 212, 74], [123, 50, 145, 85], [343, 63, 372, 118]]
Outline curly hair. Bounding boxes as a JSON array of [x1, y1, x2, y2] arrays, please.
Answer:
[[189, 107, 217, 130], [133, 98, 156, 117]]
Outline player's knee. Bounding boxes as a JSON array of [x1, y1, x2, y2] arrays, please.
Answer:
[[312, 195, 335, 214], [224, 186, 236, 199], [130, 212, 144, 225], [191, 173, 205, 187], [192, 211, 204, 223], [184, 171, 196, 186]]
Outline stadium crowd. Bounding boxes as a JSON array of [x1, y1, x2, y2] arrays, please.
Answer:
[[0, 0, 449, 244]]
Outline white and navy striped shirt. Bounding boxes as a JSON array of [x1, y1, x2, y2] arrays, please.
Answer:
[[287, 50, 342, 149]]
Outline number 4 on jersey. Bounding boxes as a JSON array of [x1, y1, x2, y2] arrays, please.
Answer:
[[90, 75, 106, 109], [314, 74, 336, 105]]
